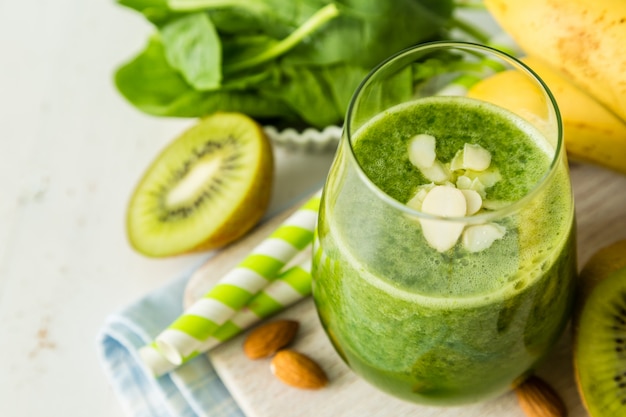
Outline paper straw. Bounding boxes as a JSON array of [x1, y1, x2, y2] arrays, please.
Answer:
[[140, 258, 313, 377], [154, 192, 321, 365]]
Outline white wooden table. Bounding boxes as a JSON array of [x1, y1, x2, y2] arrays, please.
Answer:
[[0, 2, 333, 416]]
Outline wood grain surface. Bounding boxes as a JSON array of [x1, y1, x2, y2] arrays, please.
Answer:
[[185, 162, 626, 417]]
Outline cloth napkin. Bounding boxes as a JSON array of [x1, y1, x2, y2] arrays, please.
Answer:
[[97, 259, 245, 417], [95, 185, 324, 417]]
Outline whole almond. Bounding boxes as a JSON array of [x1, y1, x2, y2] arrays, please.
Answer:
[[270, 350, 328, 389], [243, 319, 299, 359], [515, 375, 567, 417]]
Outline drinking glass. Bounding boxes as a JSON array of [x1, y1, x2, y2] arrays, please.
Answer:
[[311, 42, 576, 406]]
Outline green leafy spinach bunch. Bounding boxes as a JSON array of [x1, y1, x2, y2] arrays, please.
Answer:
[[114, 0, 459, 128]]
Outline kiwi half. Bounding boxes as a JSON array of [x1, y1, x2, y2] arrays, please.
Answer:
[[574, 240, 626, 416], [126, 112, 273, 257]]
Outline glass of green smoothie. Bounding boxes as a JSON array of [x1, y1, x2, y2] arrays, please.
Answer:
[[311, 42, 576, 406]]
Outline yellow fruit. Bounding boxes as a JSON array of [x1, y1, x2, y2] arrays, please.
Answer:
[[466, 62, 626, 175], [522, 56, 626, 174], [484, 0, 626, 122], [466, 69, 548, 130], [126, 112, 274, 257]]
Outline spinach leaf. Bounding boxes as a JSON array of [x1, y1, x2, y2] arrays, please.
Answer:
[[223, 3, 339, 73], [284, 0, 455, 68], [205, 8, 270, 35], [114, 0, 460, 129], [115, 35, 194, 114], [321, 64, 370, 117], [161, 13, 222, 90], [265, 62, 414, 129], [350, 64, 414, 128], [221, 35, 279, 64], [116, 0, 178, 25], [167, 89, 298, 120], [117, 0, 168, 14], [115, 36, 295, 118], [264, 63, 367, 128], [168, 0, 329, 35], [267, 65, 343, 128]]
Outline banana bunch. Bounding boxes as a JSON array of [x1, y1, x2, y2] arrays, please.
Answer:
[[477, 0, 626, 175]]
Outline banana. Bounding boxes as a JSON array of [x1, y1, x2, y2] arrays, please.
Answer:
[[522, 57, 626, 174], [466, 57, 626, 175], [484, 0, 626, 123]]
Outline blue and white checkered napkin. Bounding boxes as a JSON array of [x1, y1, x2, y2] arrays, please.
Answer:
[[96, 261, 245, 417]]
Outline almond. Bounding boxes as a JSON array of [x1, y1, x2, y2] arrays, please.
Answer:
[[270, 350, 328, 389], [243, 319, 299, 359], [515, 375, 567, 417]]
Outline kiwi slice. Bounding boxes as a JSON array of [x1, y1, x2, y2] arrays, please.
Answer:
[[126, 112, 274, 257], [574, 240, 626, 416]]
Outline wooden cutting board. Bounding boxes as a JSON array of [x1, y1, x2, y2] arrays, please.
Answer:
[[184, 162, 626, 417]]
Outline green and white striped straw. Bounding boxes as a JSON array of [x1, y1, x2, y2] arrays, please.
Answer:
[[139, 258, 312, 377], [154, 192, 321, 365]]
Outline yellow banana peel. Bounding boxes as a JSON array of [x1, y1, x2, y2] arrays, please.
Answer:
[[484, 0, 626, 123], [523, 57, 626, 174], [467, 58, 626, 175]]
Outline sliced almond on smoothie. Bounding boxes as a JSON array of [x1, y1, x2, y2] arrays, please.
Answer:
[[407, 135, 451, 183], [461, 189, 483, 215], [458, 175, 487, 199], [456, 175, 472, 190], [450, 149, 465, 171], [463, 143, 491, 171], [469, 177, 487, 198], [466, 168, 502, 188], [462, 223, 506, 252], [450, 143, 492, 172], [406, 183, 435, 211], [420, 160, 451, 183], [420, 186, 466, 252], [408, 134, 437, 168]]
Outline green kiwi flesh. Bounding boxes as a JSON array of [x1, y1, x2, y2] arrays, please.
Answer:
[[126, 113, 273, 257], [575, 266, 626, 416]]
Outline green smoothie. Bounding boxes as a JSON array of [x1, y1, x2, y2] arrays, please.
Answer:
[[312, 96, 576, 405]]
